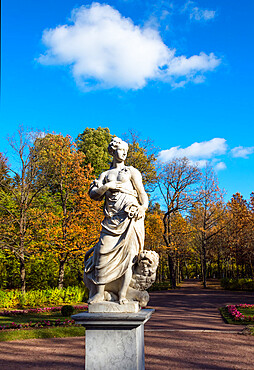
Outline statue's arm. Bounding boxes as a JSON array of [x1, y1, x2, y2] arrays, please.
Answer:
[[88, 172, 108, 201], [89, 171, 121, 201], [129, 167, 148, 219]]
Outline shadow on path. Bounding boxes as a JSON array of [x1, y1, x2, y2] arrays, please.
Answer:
[[146, 279, 254, 331]]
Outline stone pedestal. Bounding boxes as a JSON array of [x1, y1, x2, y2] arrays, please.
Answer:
[[88, 301, 140, 313], [72, 309, 154, 370]]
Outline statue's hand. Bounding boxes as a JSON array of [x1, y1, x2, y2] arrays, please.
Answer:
[[136, 206, 146, 219], [125, 204, 146, 219], [106, 181, 122, 191]]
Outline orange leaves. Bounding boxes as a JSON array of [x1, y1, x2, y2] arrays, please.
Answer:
[[33, 134, 103, 261], [145, 212, 164, 251]]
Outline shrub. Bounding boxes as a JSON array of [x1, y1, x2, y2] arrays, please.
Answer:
[[0, 286, 89, 309], [148, 280, 171, 291], [0, 304, 87, 316], [61, 305, 74, 317], [221, 278, 254, 291]]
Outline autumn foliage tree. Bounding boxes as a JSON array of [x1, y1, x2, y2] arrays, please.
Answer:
[[2, 126, 254, 292], [124, 130, 158, 192], [158, 157, 201, 288], [33, 134, 103, 289], [0, 128, 49, 293], [145, 204, 166, 282], [170, 212, 194, 284], [227, 193, 251, 278], [189, 164, 226, 287]]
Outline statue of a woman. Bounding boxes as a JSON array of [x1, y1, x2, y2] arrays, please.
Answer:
[[84, 137, 149, 305]]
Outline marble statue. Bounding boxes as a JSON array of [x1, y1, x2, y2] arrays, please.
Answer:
[[84, 137, 159, 308]]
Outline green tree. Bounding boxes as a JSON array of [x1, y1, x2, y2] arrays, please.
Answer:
[[76, 127, 112, 176]]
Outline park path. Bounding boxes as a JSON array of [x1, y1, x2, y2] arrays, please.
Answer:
[[145, 280, 254, 369], [0, 280, 254, 369], [146, 279, 254, 331]]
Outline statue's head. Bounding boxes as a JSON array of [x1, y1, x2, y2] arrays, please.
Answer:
[[136, 250, 159, 277], [108, 137, 129, 162], [130, 250, 159, 291]]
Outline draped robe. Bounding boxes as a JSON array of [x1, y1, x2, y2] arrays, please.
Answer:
[[85, 166, 144, 285]]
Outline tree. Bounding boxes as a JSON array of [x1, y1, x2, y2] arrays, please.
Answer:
[[0, 153, 11, 189], [248, 193, 254, 276], [158, 157, 201, 288], [227, 193, 251, 278], [76, 127, 112, 177], [0, 128, 48, 293], [170, 212, 194, 283], [76, 127, 158, 193], [145, 204, 166, 282], [189, 164, 225, 288], [123, 130, 158, 192], [207, 209, 231, 279], [34, 133, 103, 288]]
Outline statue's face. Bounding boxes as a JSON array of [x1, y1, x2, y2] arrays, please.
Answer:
[[136, 259, 151, 276], [115, 143, 128, 162]]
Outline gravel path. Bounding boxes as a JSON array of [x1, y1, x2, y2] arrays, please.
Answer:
[[145, 280, 254, 369], [0, 280, 254, 369], [146, 279, 254, 331]]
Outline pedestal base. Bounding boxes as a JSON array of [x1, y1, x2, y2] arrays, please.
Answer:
[[88, 301, 140, 313], [72, 309, 154, 370]]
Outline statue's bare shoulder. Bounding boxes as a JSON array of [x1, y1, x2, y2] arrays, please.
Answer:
[[127, 166, 142, 179]]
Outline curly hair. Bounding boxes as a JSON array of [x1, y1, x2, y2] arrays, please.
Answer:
[[108, 137, 128, 156]]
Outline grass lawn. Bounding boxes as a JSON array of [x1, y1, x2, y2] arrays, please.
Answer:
[[237, 307, 254, 317], [0, 307, 87, 341], [0, 326, 85, 341], [0, 311, 73, 325]]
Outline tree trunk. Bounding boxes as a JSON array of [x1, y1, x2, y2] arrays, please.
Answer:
[[20, 257, 26, 294], [202, 237, 207, 288], [195, 257, 199, 278], [217, 250, 221, 279], [241, 263, 244, 278], [163, 212, 177, 289], [58, 260, 66, 289], [177, 259, 180, 284], [185, 261, 188, 279], [249, 258, 254, 278], [167, 253, 176, 289]]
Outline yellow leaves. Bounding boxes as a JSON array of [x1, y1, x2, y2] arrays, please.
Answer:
[[145, 212, 164, 250]]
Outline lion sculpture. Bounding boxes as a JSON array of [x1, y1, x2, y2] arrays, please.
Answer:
[[84, 250, 159, 307]]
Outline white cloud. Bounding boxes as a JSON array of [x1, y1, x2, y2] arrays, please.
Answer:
[[168, 52, 219, 76], [190, 7, 216, 21], [214, 161, 226, 171], [158, 138, 227, 162], [183, 1, 216, 22], [28, 131, 47, 143], [192, 159, 208, 168], [193, 159, 226, 171], [37, 3, 221, 90], [159, 139, 253, 172], [231, 146, 254, 158]]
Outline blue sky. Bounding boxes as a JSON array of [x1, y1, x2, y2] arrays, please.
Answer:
[[1, 0, 254, 201]]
